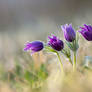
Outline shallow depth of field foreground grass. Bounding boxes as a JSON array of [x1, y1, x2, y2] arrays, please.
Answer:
[[0, 33, 92, 92], [0, 62, 92, 92]]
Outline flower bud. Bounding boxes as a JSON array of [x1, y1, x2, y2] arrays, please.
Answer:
[[24, 41, 44, 54], [48, 35, 64, 51], [79, 24, 92, 41], [61, 24, 76, 42]]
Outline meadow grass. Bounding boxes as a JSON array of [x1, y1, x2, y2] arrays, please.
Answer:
[[0, 34, 92, 92]]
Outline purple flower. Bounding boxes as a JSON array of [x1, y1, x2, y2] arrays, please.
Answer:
[[48, 35, 64, 51], [79, 24, 92, 41], [61, 24, 76, 42], [24, 41, 44, 54]]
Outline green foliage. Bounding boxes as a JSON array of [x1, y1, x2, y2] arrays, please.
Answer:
[[37, 64, 48, 80], [0, 55, 49, 91], [65, 33, 79, 52], [24, 70, 38, 85], [44, 45, 57, 53]]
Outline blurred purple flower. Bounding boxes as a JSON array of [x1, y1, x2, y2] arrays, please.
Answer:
[[61, 24, 76, 42], [79, 24, 92, 41], [24, 41, 44, 54], [48, 35, 64, 51]]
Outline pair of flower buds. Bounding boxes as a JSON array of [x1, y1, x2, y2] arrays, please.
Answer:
[[24, 24, 92, 54]]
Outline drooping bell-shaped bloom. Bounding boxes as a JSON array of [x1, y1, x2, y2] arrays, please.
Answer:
[[48, 35, 64, 51], [79, 24, 92, 41], [61, 24, 76, 42], [24, 41, 44, 54]]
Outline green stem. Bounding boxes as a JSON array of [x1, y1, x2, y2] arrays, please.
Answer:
[[73, 51, 76, 72], [56, 52, 64, 73], [68, 57, 73, 65]]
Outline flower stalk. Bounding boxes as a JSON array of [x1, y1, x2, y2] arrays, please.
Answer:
[[68, 57, 73, 65], [73, 51, 76, 72], [56, 52, 64, 73]]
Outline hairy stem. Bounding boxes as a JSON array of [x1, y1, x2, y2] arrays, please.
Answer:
[[73, 51, 76, 72], [57, 52, 64, 73], [68, 57, 73, 65]]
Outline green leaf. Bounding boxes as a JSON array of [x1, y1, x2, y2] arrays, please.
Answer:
[[65, 38, 79, 52], [15, 64, 22, 76], [61, 47, 71, 58], [44, 45, 57, 53], [37, 64, 48, 80], [24, 71, 38, 84], [65, 41, 74, 50]]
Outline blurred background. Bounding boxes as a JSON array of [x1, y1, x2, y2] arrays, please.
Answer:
[[0, 0, 92, 70], [0, 0, 92, 68], [0, 0, 92, 59]]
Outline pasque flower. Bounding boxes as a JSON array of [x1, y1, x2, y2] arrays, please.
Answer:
[[61, 24, 76, 42], [79, 24, 92, 41], [48, 35, 64, 51], [24, 41, 44, 54]]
